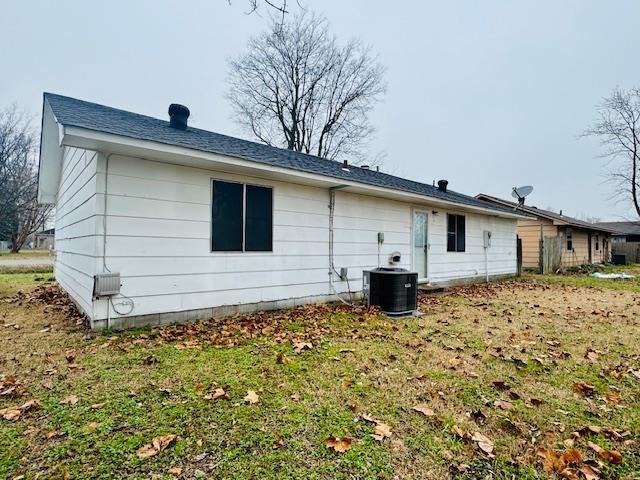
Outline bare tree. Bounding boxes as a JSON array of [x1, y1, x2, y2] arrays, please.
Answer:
[[0, 105, 52, 253], [227, 12, 386, 163], [584, 87, 640, 218], [228, 0, 299, 25]]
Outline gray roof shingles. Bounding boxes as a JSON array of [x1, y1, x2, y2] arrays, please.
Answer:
[[44, 92, 521, 216], [594, 221, 640, 236], [477, 194, 612, 232]]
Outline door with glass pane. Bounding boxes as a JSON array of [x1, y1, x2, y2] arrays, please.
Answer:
[[413, 211, 428, 279]]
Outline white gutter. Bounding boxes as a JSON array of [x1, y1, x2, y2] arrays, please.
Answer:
[[61, 126, 530, 221]]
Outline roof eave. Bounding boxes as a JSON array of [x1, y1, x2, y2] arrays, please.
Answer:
[[61, 126, 528, 220], [37, 97, 65, 204]]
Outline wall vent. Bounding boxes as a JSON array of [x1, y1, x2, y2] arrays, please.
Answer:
[[93, 273, 121, 298]]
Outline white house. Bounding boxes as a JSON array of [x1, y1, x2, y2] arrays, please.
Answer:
[[38, 93, 527, 330]]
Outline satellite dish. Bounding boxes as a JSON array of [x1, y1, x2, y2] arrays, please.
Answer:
[[511, 186, 533, 206]]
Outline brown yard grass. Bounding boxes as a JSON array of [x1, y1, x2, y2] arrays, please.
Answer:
[[0, 273, 639, 479]]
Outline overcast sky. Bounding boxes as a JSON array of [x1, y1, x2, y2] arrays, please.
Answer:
[[2, 1, 639, 220]]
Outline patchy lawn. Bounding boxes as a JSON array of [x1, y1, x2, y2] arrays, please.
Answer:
[[532, 264, 640, 293], [0, 250, 51, 258], [0, 273, 638, 480]]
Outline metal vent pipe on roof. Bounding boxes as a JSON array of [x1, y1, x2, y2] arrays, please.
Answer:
[[168, 104, 190, 130]]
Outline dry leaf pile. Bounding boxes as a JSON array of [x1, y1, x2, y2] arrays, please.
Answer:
[[5, 284, 85, 326]]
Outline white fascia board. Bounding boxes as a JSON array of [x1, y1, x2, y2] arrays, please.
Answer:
[[37, 101, 64, 204], [61, 126, 529, 220]]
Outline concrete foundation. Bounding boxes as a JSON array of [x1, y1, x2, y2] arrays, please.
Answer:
[[91, 292, 363, 330]]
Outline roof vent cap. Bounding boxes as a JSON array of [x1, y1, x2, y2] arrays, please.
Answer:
[[168, 104, 190, 130], [361, 165, 370, 170], [437, 179, 448, 193]]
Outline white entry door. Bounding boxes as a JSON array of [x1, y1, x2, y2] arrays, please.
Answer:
[[413, 211, 428, 279]]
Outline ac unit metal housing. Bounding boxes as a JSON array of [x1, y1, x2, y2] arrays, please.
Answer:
[[363, 267, 418, 316]]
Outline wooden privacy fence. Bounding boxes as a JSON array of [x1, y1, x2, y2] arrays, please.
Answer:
[[539, 236, 562, 274], [612, 242, 640, 263]]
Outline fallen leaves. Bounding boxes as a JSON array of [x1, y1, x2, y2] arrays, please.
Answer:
[[60, 394, 79, 405], [584, 349, 599, 362], [325, 436, 352, 452], [276, 351, 290, 364], [46, 429, 65, 439], [493, 399, 513, 411], [137, 434, 177, 459], [471, 432, 494, 456], [143, 355, 159, 365], [0, 399, 39, 421], [204, 387, 229, 401], [0, 374, 20, 397], [587, 441, 622, 464], [412, 404, 435, 417], [5, 284, 85, 324], [293, 340, 313, 354], [574, 382, 597, 397], [372, 422, 393, 441], [537, 447, 583, 474], [244, 390, 260, 404], [537, 442, 624, 479]]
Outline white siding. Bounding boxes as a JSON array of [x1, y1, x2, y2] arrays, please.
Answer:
[[88, 154, 517, 321], [426, 211, 517, 283], [53, 147, 99, 317]]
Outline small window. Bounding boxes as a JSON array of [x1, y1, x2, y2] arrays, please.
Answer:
[[566, 230, 573, 251], [595, 235, 599, 251], [447, 214, 466, 252], [211, 180, 273, 252]]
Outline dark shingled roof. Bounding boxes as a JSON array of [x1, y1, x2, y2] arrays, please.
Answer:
[[44, 93, 522, 216], [476, 194, 614, 232], [594, 221, 640, 236]]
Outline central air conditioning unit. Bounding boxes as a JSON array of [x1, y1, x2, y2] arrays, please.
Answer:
[[363, 267, 418, 316]]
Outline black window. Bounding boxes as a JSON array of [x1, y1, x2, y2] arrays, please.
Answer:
[[595, 235, 599, 251], [447, 214, 466, 252], [211, 180, 272, 252], [566, 230, 573, 251], [212, 181, 244, 251], [245, 185, 273, 251]]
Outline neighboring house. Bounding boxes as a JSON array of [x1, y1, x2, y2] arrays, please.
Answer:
[[595, 221, 640, 263], [38, 93, 528, 329], [476, 194, 614, 270], [34, 228, 55, 250], [594, 221, 640, 243]]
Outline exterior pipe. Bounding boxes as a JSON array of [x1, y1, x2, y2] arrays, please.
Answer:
[[328, 186, 353, 305], [484, 245, 489, 283]]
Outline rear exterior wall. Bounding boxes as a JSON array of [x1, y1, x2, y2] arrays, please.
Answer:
[[71, 153, 517, 328]]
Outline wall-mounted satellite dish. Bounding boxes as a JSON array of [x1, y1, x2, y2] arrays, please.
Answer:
[[511, 185, 533, 206]]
